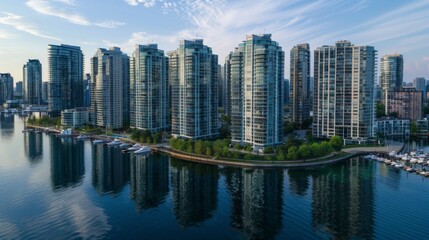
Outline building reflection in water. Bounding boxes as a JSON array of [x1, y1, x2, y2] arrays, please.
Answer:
[[170, 158, 219, 227], [24, 132, 43, 163], [92, 144, 130, 195], [50, 137, 85, 190], [287, 168, 310, 196], [311, 158, 375, 239], [129, 153, 169, 213], [0, 113, 14, 138], [225, 167, 283, 240]]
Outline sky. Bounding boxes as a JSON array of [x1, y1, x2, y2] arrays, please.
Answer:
[[0, 0, 428, 83]]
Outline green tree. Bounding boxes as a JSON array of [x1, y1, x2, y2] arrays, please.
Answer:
[[287, 146, 298, 160], [310, 142, 322, 157], [263, 146, 275, 154], [376, 102, 386, 118], [329, 136, 343, 151], [320, 141, 333, 155], [277, 152, 285, 161], [194, 140, 204, 154], [411, 121, 417, 135], [298, 144, 312, 159]]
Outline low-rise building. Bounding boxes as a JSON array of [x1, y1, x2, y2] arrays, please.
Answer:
[[61, 107, 89, 127], [375, 117, 410, 137], [416, 118, 429, 136], [387, 88, 422, 121]]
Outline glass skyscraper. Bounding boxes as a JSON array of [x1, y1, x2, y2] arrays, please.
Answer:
[[48, 44, 84, 116], [23, 59, 42, 105], [130, 44, 169, 132], [91, 47, 129, 129], [313, 41, 376, 141], [168, 39, 219, 140], [379, 54, 403, 104], [229, 34, 284, 150]]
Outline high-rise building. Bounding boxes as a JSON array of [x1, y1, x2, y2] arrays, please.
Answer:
[[387, 88, 422, 121], [223, 53, 233, 117], [48, 44, 84, 116], [229, 34, 284, 150], [91, 47, 129, 129], [413, 77, 427, 102], [83, 73, 91, 108], [313, 41, 376, 141], [15, 81, 23, 98], [168, 39, 219, 140], [0, 73, 14, 104], [23, 59, 42, 105], [130, 44, 168, 132], [290, 43, 311, 126], [379, 54, 403, 104], [283, 79, 290, 105], [42, 82, 49, 104]]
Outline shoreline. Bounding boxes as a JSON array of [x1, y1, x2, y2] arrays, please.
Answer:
[[26, 124, 405, 168]]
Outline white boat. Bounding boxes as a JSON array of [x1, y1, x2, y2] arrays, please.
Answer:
[[126, 143, 142, 152], [410, 158, 418, 164], [76, 135, 89, 140], [394, 163, 404, 168], [364, 154, 375, 160], [384, 159, 392, 164], [107, 139, 122, 146], [417, 158, 425, 164], [419, 171, 426, 176], [134, 146, 151, 154], [389, 151, 396, 157], [406, 167, 416, 172], [93, 139, 106, 144], [119, 142, 131, 149], [58, 128, 73, 137], [376, 157, 385, 162]]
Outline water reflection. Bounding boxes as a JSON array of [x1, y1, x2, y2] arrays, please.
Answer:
[[170, 158, 219, 227], [50, 137, 85, 190], [288, 169, 310, 196], [129, 153, 169, 213], [0, 113, 14, 138], [311, 158, 375, 239], [24, 132, 43, 163], [225, 168, 283, 240], [92, 144, 130, 195]]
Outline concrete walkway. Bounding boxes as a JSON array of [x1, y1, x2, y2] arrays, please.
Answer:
[[343, 141, 404, 154]]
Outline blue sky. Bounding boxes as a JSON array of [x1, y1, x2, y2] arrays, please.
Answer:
[[0, 0, 428, 83]]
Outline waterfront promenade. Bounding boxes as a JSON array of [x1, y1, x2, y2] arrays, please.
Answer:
[[26, 124, 405, 168]]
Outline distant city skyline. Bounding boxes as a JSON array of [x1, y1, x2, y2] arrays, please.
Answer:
[[0, 0, 428, 82]]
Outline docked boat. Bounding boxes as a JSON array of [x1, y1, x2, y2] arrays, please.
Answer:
[[410, 158, 418, 164], [364, 154, 375, 160], [119, 142, 131, 149], [394, 163, 404, 168], [384, 159, 392, 164], [405, 167, 416, 172], [75, 135, 89, 140], [93, 139, 106, 144], [134, 146, 151, 154], [417, 158, 425, 164], [389, 151, 396, 157], [419, 171, 426, 176], [107, 139, 122, 146], [126, 143, 142, 152], [58, 128, 73, 137], [376, 157, 385, 162]]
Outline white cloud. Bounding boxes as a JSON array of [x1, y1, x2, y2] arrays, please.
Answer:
[[0, 29, 15, 39], [0, 12, 61, 40], [124, 0, 157, 7], [26, 0, 91, 26], [94, 21, 126, 29], [26, 0, 126, 29]]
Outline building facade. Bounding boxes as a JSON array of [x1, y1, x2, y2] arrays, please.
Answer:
[[15, 81, 23, 98], [48, 44, 84, 116], [168, 39, 219, 140], [23, 59, 42, 105], [229, 34, 284, 150], [91, 47, 129, 129], [375, 117, 410, 137], [290, 43, 311, 126], [0, 73, 14, 104], [413, 77, 427, 102], [41, 82, 49, 104], [387, 88, 422, 121], [379, 54, 403, 105], [83, 73, 91, 108], [313, 41, 376, 141], [130, 44, 169, 132], [61, 107, 90, 127]]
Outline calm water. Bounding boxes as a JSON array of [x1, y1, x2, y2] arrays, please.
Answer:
[[1, 113, 429, 240]]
